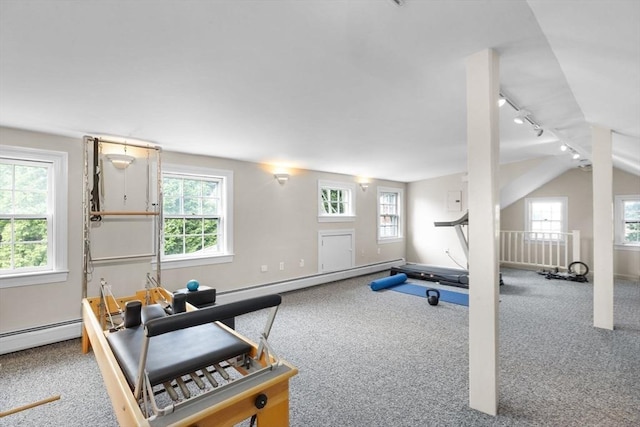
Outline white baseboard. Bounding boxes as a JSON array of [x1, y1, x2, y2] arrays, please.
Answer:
[[0, 260, 404, 354], [217, 259, 404, 304], [0, 320, 82, 355]]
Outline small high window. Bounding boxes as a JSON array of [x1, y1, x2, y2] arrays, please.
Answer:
[[318, 180, 355, 222]]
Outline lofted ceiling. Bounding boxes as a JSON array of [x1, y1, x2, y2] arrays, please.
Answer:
[[0, 0, 638, 182]]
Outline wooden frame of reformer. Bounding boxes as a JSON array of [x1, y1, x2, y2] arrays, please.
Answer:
[[81, 288, 298, 426]]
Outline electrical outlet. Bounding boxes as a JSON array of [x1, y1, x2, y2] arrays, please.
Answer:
[[377, 248, 381, 255], [299, 259, 304, 267], [261, 265, 268, 272], [279, 262, 284, 271]]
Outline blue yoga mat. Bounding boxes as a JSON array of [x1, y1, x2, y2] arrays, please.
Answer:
[[369, 274, 468, 306], [390, 283, 469, 306]]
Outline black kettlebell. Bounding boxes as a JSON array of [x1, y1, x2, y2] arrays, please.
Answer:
[[426, 289, 440, 306]]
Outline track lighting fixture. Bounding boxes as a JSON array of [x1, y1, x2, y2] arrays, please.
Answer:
[[514, 110, 530, 125], [532, 125, 544, 137], [560, 143, 568, 152]]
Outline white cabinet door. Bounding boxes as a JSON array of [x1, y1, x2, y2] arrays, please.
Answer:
[[319, 230, 354, 273]]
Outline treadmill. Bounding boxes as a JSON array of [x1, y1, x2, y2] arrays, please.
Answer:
[[391, 212, 470, 289]]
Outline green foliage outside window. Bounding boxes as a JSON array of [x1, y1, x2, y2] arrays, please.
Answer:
[[0, 162, 50, 271], [624, 200, 640, 243], [162, 175, 221, 257]]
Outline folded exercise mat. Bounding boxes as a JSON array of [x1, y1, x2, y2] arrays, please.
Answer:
[[369, 273, 408, 291], [391, 283, 469, 306]]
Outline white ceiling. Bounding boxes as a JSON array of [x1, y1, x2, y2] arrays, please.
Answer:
[[1, 0, 638, 182]]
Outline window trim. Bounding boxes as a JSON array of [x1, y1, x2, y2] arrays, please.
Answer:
[[0, 145, 68, 288], [157, 163, 234, 269], [524, 196, 568, 242], [377, 186, 404, 244], [317, 180, 356, 222], [614, 194, 640, 251]]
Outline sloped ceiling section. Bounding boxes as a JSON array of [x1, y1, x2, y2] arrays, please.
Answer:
[[528, 0, 640, 176], [0, 1, 638, 182]]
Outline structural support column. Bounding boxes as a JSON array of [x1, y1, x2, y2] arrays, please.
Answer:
[[591, 126, 614, 330], [466, 49, 500, 415]]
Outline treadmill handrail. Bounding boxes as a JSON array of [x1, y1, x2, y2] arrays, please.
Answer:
[[434, 211, 468, 227]]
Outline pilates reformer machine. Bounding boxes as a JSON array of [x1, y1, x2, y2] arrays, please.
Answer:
[[81, 137, 297, 425], [81, 282, 298, 426]]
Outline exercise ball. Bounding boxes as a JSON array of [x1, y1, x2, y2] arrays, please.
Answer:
[[186, 279, 200, 292]]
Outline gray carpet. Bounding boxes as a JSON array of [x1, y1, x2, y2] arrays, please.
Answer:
[[1, 269, 638, 426]]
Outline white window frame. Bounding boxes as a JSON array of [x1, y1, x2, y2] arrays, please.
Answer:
[[317, 180, 356, 222], [157, 163, 234, 269], [524, 196, 568, 242], [377, 186, 404, 243], [614, 194, 640, 251], [0, 145, 68, 288]]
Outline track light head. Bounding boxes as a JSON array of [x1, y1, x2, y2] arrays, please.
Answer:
[[560, 143, 568, 152], [514, 110, 530, 125]]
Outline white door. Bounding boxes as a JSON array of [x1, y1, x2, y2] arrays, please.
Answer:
[[319, 230, 354, 273]]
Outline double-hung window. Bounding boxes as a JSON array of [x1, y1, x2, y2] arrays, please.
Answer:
[[0, 146, 68, 287], [318, 180, 355, 222], [615, 195, 640, 249], [161, 164, 233, 267], [378, 187, 403, 242], [525, 197, 567, 241]]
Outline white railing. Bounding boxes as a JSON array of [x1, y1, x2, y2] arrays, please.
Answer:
[[499, 230, 581, 270]]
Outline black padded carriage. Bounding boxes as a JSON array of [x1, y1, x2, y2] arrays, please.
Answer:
[[106, 294, 281, 389]]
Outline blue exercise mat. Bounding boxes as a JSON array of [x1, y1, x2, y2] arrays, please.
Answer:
[[369, 274, 468, 306], [390, 283, 469, 306]]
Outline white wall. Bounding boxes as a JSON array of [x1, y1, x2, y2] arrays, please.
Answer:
[[407, 157, 640, 280], [0, 127, 406, 337], [406, 172, 468, 268]]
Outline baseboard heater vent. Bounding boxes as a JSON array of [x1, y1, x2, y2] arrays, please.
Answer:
[[0, 319, 82, 355], [217, 259, 405, 304]]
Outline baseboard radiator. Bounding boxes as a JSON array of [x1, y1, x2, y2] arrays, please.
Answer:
[[217, 259, 405, 304], [0, 259, 404, 355], [0, 319, 83, 355]]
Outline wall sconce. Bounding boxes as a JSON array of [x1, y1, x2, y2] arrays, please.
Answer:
[[107, 153, 135, 169], [359, 183, 369, 191], [274, 173, 290, 185]]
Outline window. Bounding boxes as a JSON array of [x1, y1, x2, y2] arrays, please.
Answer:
[[615, 195, 640, 249], [161, 164, 233, 267], [524, 197, 567, 241], [318, 180, 355, 222], [378, 187, 403, 242], [0, 146, 68, 288]]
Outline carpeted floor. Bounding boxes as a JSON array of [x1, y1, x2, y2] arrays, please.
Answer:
[[1, 268, 638, 426]]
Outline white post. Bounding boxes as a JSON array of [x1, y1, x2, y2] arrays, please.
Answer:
[[466, 48, 500, 415], [591, 126, 614, 330], [572, 229, 581, 263]]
